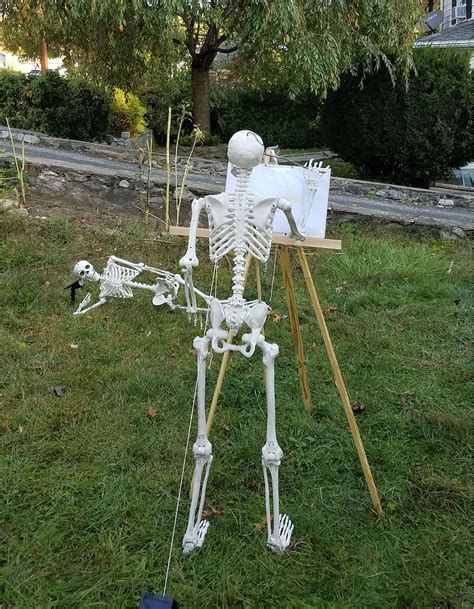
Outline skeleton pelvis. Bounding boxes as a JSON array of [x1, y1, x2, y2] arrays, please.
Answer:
[[210, 298, 269, 337]]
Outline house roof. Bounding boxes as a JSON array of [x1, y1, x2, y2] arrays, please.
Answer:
[[414, 20, 474, 48]]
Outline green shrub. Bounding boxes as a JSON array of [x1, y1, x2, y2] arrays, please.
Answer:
[[0, 70, 112, 141], [320, 48, 474, 187], [111, 89, 146, 138], [215, 86, 321, 148], [139, 70, 192, 143], [0, 70, 29, 127]]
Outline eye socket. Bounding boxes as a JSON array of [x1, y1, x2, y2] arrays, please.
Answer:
[[80, 270, 85, 276], [85, 264, 90, 269]]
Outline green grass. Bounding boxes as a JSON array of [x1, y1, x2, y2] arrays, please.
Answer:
[[0, 163, 17, 199], [1, 215, 473, 609]]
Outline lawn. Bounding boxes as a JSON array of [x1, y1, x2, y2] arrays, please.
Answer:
[[1, 214, 472, 609]]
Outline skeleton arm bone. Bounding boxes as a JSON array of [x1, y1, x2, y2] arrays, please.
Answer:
[[277, 198, 306, 241], [179, 197, 205, 269], [179, 197, 205, 315], [73, 292, 107, 316]]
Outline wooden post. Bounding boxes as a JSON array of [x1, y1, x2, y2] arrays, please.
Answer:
[[297, 248, 383, 515], [279, 246, 312, 413]]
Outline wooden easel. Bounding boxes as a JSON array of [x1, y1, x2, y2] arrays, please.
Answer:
[[170, 227, 383, 516]]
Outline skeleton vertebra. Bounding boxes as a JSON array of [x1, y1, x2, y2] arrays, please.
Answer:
[[180, 130, 304, 555], [72, 256, 208, 316]]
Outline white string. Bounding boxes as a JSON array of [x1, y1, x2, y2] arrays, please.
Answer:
[[162, 260, 218, 596]]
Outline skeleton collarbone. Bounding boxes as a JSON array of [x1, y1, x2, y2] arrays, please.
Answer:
[[206, 191, 278, 262]]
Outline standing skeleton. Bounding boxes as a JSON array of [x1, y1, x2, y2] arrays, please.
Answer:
[[180, 130, 305, 555]]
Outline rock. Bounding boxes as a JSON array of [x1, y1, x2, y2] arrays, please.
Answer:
[[0, 130, 9, 140], [452, 227, 465, 238], [65, 172, 89, 182], [118, 179, 130, 188], [437, 198, 454, 208], [38, 170, 66, 193], [104, 134, 114, 145], [440, 230, 457, 240], [174, 187, 196, 203], [386, 189, 404, 201], [121, 131, 131, 140], [7, 206, 29, 217], [1, 197, 18, 212], [375, 189, 387, 197], [23, 134, 40, 145]]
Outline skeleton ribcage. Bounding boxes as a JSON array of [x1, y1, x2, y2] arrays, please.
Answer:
[[207, 196, 276, 262], [100, 261, 140, 298]]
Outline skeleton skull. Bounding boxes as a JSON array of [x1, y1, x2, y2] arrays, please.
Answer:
[[227, 130, 264, 170], [73, 260, 100, 283]]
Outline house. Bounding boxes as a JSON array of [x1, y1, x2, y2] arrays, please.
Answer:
[[414, 20, 474, 68], [440, 0, 472, 28]]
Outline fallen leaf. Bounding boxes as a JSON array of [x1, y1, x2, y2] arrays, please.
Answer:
[[202, 506, 222, 518], [222, 423, 230, 433], [44, 281, 50, 288], [68, 343, 79, 350], [94, 247, 103, 252], [352, 402, 365, 414], [188, 348, 197, 356], [147, 407, 157, 418], [53, 385, 66, 397], [18, 425, 24, 434], [245, 479, 259, 491], [271, 311, 283, 323], [169, 351, 178, 358], [327, 306, 337, 315], [253, 516, 267, 531]]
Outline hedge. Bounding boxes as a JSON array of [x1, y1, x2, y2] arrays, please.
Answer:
[[0, 70, 112, 141], [215, 86, 321, 149], [320, 48, 474, 187]]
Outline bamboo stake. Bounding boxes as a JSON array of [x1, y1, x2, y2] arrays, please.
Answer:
[[164, 106, 172, 232], [255, 259, 262, 302], [279, 246, 313, 413], [297, 248, 383, 515]]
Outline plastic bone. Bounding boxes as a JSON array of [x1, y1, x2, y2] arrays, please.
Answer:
[[72, 256, 196, 316], [180, 130, 305, 555], [300, 159, 324, 231]]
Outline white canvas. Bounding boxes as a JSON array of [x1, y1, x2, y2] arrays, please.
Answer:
[[225, 162, 331, 238]]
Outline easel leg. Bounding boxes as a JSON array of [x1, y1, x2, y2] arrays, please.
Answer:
[[297, 248, 383, 515], [279, 246, 312, 413]]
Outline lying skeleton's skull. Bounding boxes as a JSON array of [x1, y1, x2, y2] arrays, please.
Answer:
[[73, 260, 100, 283]]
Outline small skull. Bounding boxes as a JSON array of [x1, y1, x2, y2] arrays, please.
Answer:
[[73, 260, 100, 283]]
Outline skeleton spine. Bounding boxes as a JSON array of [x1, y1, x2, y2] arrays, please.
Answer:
[[230, 167, 252, 299]]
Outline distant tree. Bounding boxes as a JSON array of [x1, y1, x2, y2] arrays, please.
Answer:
[[1, 1, 423, 135], [320, 48, 474, 187]]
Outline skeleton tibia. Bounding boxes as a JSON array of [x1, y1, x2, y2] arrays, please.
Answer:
[[183, 336, 213, 555], [260, 340, 293, 553]]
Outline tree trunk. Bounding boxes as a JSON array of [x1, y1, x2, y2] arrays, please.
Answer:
[[40, 38, 48, 73], [191, 63, 211, 135]]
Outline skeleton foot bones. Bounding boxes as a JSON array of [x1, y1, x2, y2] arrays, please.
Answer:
[[181, 130, 304, 555]]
